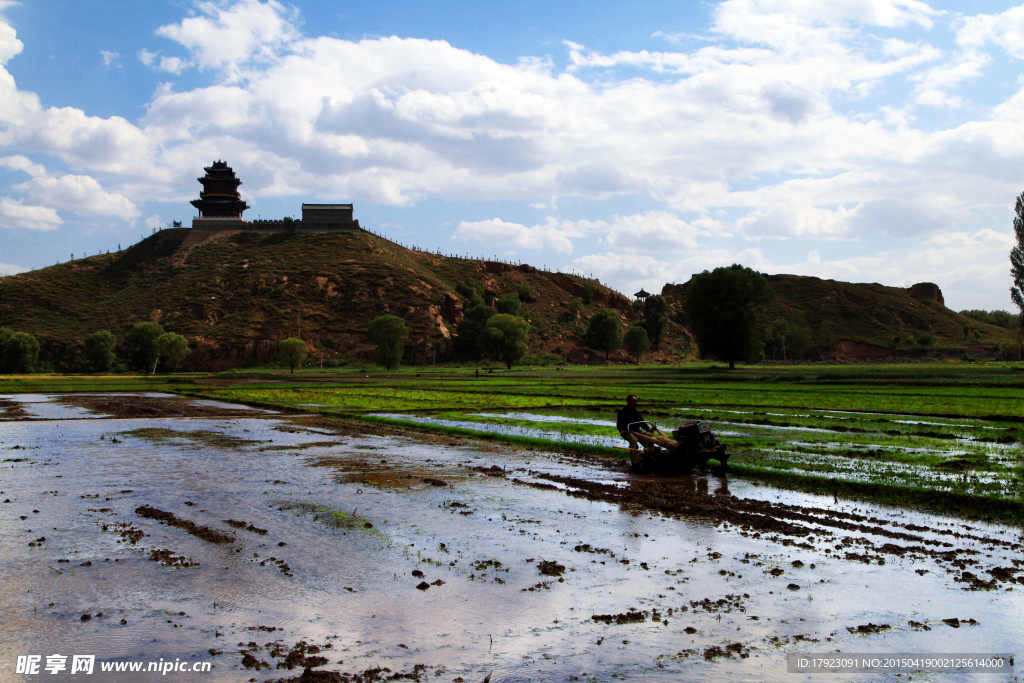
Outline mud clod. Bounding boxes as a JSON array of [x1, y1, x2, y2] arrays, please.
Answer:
[[592, 609, 646, 625], [148, 548, 199, 568], [135, 505, 234, 544], [225, 519, 269, 535], [537, 560, 565, 577]]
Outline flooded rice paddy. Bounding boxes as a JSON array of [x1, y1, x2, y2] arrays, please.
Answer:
[[2, 393, 1023, 682], [365, 406, 1024, 501]]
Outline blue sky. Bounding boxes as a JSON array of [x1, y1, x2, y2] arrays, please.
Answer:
[[0, 0, 1023, 311]]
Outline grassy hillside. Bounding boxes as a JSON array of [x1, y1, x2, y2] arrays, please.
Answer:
[[664, 273, 1018, 359], [0, 228, 668, 370]]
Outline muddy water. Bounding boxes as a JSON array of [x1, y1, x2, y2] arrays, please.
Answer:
[[1, 395, 1022, 682]]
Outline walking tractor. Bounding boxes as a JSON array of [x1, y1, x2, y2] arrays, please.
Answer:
[[623, 421, 729, 475]]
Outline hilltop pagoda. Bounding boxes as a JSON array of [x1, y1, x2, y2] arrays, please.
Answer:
[[189, 160, 363, 233], [191, 160, 249, 219]]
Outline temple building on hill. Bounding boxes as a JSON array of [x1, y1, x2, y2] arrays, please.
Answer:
[[191, 160, 249, 220], [190, 160, 362, 233]]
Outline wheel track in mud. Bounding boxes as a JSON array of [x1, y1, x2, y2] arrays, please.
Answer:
[[513, 470, 1024, 589]]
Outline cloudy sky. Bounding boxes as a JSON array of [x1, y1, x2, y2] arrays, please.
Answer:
[[0, 0, 1022, 310]]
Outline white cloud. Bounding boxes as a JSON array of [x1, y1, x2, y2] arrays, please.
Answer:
[[0, 15, 22, 64], [576, 228, 1015, 311], [155, 0, 299, 71], [139, 49, 192, 74], [0, 197, 61, 230], [0, 154, 46, 177], [712, 0, 940, 49], [0, 0, 1020, 308], [957, 6, 1024, 60], [453, 210, 719, 255], [101, 50, 120, 68], [0, 0, 995, 232], [0, 260, 28, 276], [599, 212, 722, 251], [18, 174, 138, 219], [454, 217, 587, 254]]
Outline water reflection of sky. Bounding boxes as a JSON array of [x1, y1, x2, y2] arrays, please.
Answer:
[[2, 394, 1023, 682], [371, 412, 624, 448]]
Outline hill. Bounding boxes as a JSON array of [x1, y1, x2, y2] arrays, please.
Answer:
[[662, 273, 1018, 360], [0, 228, 672, 370]]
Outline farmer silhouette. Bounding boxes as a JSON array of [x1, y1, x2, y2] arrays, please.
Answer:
[[616, 394, 652, 450]]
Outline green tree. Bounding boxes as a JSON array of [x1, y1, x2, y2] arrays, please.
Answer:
[[623, 325, 650, 365], [482, 314, 530, 369], [83, 330, 116, 372], [0, 327, 11, 371], [124, 322, 165, 374], [1012, 191, 1024, 323], [963, 324, 970, 341], [495, 292, 521, 316], [564, 297, 584, 321], [642, 295, 669, 349], [278, 338, 308, 373], [916, 332, 935, 349], [1, 329, 40, 373], [579, 282, 595, 305], [517, 283, 535, 302], [585, 309, 624, 360], [456, 278, 484, 299], [960, 309, 1018, 329], [454, 294, 495, 358], [155, 333, 190, 373], [368, 315, 409, 370], [767, 319, 811, 361], [683, 264, 773, 369]]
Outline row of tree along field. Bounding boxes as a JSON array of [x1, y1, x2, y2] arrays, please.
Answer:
[[448, 277, 672, 369], [0, 323, 189, 374], [3, 261, 1023, 373]]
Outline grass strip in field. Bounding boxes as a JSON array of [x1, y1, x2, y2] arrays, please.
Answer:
[[727, 462, 1024, 524]]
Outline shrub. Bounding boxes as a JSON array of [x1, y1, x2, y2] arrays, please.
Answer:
[[579, 282, 595, 305], [586, 309, 623, 360], [0, 329, 40, 373], [482, 314, 529, 369], [368, 315, 409, 370], [496, 293, 521, 316], [82, 330, 117, 372], [124, 322, 165, 374], [156, 333, 190, 372], [278, 338, 308, 373], [624, 326, 650, 365]]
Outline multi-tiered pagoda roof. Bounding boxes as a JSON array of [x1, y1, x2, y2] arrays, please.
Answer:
[[190, 160, 249, 218]]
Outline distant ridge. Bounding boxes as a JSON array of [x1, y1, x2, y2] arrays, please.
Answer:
[[0, 228, 651, 370], [663, 273, 1016, 360]]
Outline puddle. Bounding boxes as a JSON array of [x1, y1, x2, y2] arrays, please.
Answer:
[[1, 394, 1022, 682], [370, 412, 625, 448], [470, 412, 619, 427]]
